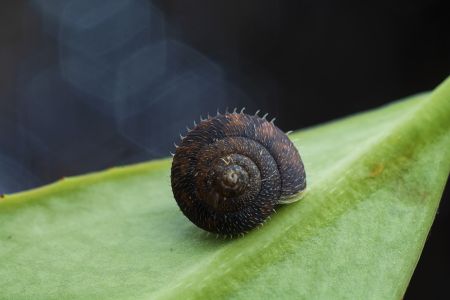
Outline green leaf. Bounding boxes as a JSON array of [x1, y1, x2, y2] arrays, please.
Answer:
[[1, 77, 449, 300]]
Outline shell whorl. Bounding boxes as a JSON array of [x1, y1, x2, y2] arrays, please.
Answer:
[[170, 112, 306, 235]]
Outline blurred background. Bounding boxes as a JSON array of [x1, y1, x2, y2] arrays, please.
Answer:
[[0, 0, 448, 298]]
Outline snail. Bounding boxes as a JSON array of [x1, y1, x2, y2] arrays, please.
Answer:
[[170, 109, 306, 235]]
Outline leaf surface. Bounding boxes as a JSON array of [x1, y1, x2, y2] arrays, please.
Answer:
[[1, 78, 449, 300]]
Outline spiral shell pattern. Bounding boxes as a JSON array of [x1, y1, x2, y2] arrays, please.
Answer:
[[170, 111, 306, 235]]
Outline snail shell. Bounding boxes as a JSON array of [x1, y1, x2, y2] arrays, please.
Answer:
[[170, 111, 306, 235]]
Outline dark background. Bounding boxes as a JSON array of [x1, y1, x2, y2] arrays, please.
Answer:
[[0, 0, 448, 298]]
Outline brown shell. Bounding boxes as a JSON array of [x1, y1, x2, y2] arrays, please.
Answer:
[[170, 112, 306, 235]]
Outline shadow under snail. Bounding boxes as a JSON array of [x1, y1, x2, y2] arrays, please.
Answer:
[[170, 109, 306, 236]]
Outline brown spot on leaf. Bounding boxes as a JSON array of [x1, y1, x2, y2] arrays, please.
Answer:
[[369, 163, 385, 177]]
